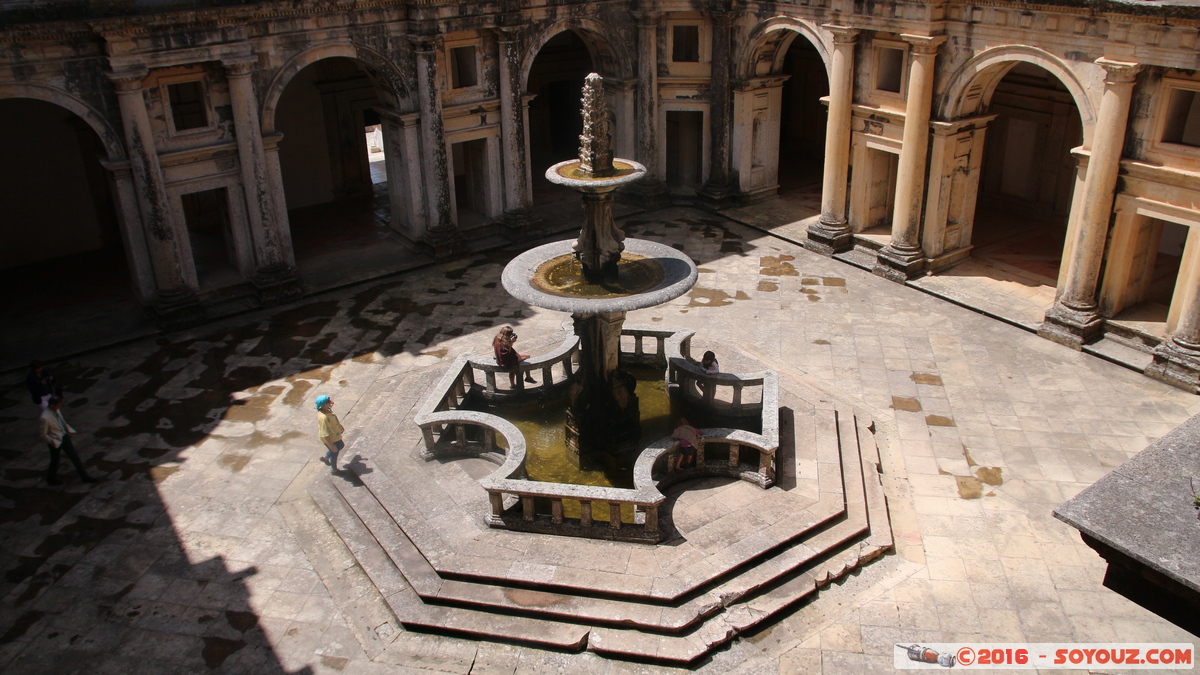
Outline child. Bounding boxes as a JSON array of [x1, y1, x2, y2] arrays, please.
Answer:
[[315, 394, 344, 470]]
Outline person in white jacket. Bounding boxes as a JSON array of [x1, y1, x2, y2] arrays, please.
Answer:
[[39, 396, 96, 485]]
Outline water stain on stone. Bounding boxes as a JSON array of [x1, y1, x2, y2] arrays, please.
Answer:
[[697, 267, 716, 274], [806, 294, 821, 302], [503, 588, 565, 608], [925, 415, 955, 427], [911, 373, 943, 386], [320, 655, 349, 671], [688, 287, 736, 307], [216, 455, 251, 472], [962, 445, 977, 467], [822, 277, 846, 287], [801, 277, 820, 285], [223, 402, 269, 423], [283, 381, 315, 407], [812, 339, 830, 345], [226, 610, 258, 632], [975, 466, 1003, 486], [757, 281, 778, 292], [957, 475, 983, 499], [138, 447, 169, 459], [149, 466, 179, 484], [243, 431, 305, 449], [201, 636, 245, 669], [759, 255, 799, 276], [721, 241, 743, 253], [891, 397, 922, 412], [5, 514, 151, 601], [420, 348, 448, 358]]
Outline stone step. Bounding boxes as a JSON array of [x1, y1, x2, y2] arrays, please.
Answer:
[[309, 476, 591, 651], [321, 410, 883, 630]]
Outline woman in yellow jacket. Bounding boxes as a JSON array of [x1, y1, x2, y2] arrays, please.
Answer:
[[315, 394, 344, 470]]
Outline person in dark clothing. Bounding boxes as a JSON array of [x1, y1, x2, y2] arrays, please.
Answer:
[[39, 396, 96, 485], [26, 360, 57, 408], [493, 326, 534, 387]]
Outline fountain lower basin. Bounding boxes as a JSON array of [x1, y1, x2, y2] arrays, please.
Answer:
[[502, 238, 697, 314]]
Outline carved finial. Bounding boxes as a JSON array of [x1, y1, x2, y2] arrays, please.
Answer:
[[578, 73, 615, 177]]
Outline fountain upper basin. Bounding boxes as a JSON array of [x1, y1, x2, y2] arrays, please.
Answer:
[[545, 159, 647, 193], [502, 238, 698, 314]]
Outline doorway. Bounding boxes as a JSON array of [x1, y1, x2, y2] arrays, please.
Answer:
[[665, 110, 704, 189]]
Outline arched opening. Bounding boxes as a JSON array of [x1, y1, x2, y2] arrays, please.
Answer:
[[274, 57, 394, 265], [0, 98, 138, 326], [777, 34, 829, 200], [970, 63, 1082, 297], [526, 30, 594, 204]]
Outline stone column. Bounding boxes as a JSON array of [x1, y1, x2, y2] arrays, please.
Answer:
[[873, 34, 946, 283], [698, 10, 739, 206], [108, 68, 199, 322], [413, 35, 464, 257], [1040, 59, 1142, 347], [495, 27, 542, 239], [630, 10, 665, 206], [805, 25, 860, 256], [223, 58, 301, 304], [1147, 244, 1200, 392]]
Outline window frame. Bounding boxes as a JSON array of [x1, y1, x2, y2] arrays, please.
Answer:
[[872, 39, 909, 101], [444, 37, 484, 93], [160, 75, 215, 137], [1151, 77, 1200, 159]]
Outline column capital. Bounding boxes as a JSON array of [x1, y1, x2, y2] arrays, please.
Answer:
[[709, 9, 737, 27], [823, 24, 860, 43], [106, 67, 149, 91], [409, 34, 442, 52], [900, 34, 947, 55], [1096, 57, 1142, 84], [493, 25, 520, 44], [222, 56, 258, 77], [633, 10, 662, 27]]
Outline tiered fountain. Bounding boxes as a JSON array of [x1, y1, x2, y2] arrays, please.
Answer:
[[502, 73, 697, 467]]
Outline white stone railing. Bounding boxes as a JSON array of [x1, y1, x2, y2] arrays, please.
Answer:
[[412, 326, 778, 542], [467, 334, 580, 398]]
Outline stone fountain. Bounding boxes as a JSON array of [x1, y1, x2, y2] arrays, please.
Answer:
[[502, 73, 697, 466]]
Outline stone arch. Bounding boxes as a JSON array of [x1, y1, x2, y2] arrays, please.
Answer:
[[261, 42, 405, 134], [0, 82, 124, 161], [738, 17, 831, 81], [519, 19, 631, 89], [939, 44, 1096, 145]]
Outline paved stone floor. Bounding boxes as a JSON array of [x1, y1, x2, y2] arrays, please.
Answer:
[[1, 206, 1198, 673]]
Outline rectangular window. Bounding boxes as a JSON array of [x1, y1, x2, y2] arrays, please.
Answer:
[[876, 47, 905, 94], [1162, 88, 1200, 147], [451, 45, 478, 89], [673, 25, 700, 62], [168, 81, 208, 131]]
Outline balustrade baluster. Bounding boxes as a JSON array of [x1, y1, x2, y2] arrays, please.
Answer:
[[634, 335, 644, 357], [645, 505, 659, 535], [541, 365, 552, 386], [489, 492, 504, 518], [485, 428, 496, 452], [485, 371, 497, 394], [551, 499, 563, 524], [732, 383, 743, 406], [728, 443, 740, 468], [515, 371, 525, 392], [522, 495, 535, 521], [696, 441, 706, 467], [464, 368, 476, 387], [759, 449, 772, 478], [705, 379, 716, 405], [455, 424, 467, 447], [608, 503, 621, 530], [422, 426, 436, 452], [656, 336, 665, 358], [580, 501, 592, 527]]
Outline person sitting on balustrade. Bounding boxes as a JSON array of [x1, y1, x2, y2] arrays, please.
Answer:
[[493, 326, 535, 387]]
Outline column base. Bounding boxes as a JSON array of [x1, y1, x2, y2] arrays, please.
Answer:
[[151, 287, 203, 330], [420, 230, 468, 260], [804, 219, 854, 256], [696, 179, 741, 210], [1038, 302, 1104, 349], [620, 177, 669, 210], [872, 245, 925, 283], [498, 208, 545, 243], [252, 264, 303, 306], [1145, 339, 1200, 394]]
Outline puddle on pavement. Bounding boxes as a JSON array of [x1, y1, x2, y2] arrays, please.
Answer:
[[925, 415, 955, 427], [757, 281, 778, 292], [911, 372, 943, 386], [891, 397, 922, 412], [216, 455, 251, 473], [760, 255, 799, 276], [812, 339, 830, 345]]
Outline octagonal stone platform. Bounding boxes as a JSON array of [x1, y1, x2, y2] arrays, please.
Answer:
[[301, 339, 893, 665]]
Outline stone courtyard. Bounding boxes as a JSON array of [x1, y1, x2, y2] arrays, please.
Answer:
[[2, 205, 1199, 674]]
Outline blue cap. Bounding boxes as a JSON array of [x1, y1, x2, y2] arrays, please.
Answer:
[[315, 394, 330, 411]]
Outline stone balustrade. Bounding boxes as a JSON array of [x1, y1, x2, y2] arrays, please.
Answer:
[[413, 326, 779, 542], [467, 334, 580, 398]]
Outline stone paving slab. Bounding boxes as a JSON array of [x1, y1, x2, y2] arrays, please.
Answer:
[[0, 205, 1197, 674]]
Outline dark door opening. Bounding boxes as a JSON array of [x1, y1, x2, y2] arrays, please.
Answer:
[[665, 110, 704, 189], [453, 138, 490, 229], [778, 34, 829, 193], [182, 187, 239, 290], [527, 30, 594, 202]]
